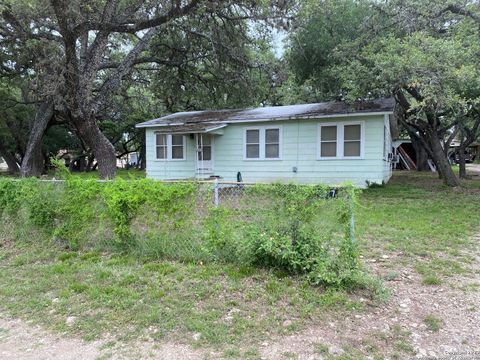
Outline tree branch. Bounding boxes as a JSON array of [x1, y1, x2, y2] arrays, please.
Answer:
[[72, 0, 202, 35]]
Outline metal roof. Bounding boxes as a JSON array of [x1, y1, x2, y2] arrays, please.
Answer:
[[136, 98, 395, 129], [152, 124, 227, 134]]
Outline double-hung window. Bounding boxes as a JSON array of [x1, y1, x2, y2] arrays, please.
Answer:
[[319, 125, 337, 157], [155, 134, 186, 160], [343, 124, 361, 157], [245, 127, 281, 160], [318, 122, 364, 159]]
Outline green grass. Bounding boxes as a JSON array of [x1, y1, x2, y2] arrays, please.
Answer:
[[423, 314, 442, 332], [0, 238, 359, 347], [66, 169, 146, 180], [0, 170, 478, 354], [0, 168, 146, 180], [358, 171, 480, 281]]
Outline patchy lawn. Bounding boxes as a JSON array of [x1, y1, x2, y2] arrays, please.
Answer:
[[0, 168, 146, 180], [0, 170, 479, 359]]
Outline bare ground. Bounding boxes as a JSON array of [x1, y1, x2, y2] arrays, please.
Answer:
[[260, 251, 480, 359], [1, 235, 479, 360]]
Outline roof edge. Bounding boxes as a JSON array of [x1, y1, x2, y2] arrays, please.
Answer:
[[135, 110, 393, 129]]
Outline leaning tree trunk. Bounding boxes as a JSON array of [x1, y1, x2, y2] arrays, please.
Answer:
[[0, 140, 20, 174], [427, 133, 460, 187], [74, 117, 116, 179], [21, 101, 54, 177]]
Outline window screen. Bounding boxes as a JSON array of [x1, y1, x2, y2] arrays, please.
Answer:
[[246, 129, 260, 158], [265, 129, 279, 158], [171, 135, 184, 159], [344, 124, 361, 157], [320, 126, 337, 157]]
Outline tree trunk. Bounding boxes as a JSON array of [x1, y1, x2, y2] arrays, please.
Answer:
[[78, 156, 87, 172], [457, 146, 467, 179], [74, 117, 116, 179], [0, 140, 20, 174], [410, 133, 429, 171], [139, 134, 146, 170], [20, 101, 54, 177], [427, 133, 460, 186]]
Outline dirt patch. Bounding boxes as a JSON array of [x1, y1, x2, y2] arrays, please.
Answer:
[[0, 317, 101, 360], [0, 316, 209, 360], [260, 247, 480, 359]]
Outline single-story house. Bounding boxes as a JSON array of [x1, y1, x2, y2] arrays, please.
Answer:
[[135, 98, 395, 187]]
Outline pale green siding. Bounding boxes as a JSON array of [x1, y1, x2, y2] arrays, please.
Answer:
[[145, 114, 392, 187], [145, 132, 197, 179]]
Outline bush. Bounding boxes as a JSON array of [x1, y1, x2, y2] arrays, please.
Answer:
[[207, 183, 360, 286]]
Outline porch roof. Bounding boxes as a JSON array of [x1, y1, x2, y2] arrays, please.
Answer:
[[151, 123, 227, 134]]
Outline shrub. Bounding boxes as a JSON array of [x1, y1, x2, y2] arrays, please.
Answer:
[[204, 183, 360, 286]]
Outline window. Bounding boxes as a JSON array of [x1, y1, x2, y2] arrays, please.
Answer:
[[318, 122, 364, 159], [344, 124, 361, 157], [265, 129, 280, 158], [246, 129, 260, 159], [155, 133, 186, 160], [171, 135, 184, 159], [244, 127, 281, 160], [156, 134, 167, 159], [320, 126, 337, 157]]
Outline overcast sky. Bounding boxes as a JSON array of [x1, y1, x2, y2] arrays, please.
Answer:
[[272, 29, 287, 58]]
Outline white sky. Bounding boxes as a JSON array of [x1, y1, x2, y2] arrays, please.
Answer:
[[272, 29, 287, 58]]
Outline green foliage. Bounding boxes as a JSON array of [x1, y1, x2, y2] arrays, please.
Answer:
[[101, 179, 195, 248], [285, 0, 371, 100], [204, 183, 360, 286], [0, 178, 360, 287], [51, 157, 71, 180]]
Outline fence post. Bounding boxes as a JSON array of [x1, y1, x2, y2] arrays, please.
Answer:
[[213, 178, 219, 208], [349, 190, 355, 245]]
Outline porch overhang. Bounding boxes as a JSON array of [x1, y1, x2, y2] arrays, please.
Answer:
[[141, 123, 227, 135]]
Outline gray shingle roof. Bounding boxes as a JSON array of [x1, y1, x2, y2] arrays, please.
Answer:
[[136, 98, 395, 129]]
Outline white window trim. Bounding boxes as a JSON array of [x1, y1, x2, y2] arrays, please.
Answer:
[[243, 126, 282, 161], [317, 121, 365, 160], [154, 133, 187, 161]]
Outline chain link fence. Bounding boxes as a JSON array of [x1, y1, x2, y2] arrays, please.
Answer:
[[1, 177, 358, 284]]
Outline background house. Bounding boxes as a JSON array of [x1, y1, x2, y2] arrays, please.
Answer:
[[136, 99, 395, 187], [0, 157, 8, 172]]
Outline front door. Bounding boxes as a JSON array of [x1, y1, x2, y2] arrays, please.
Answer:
[[196, 134, 214, 176]]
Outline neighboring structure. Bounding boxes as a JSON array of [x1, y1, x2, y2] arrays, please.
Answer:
[[449, 140, 478, 164], [0, 157, 8, 172], [117, 152, 140, 169], [136, 99, 395, 187], [392, 139, 437, 172]]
